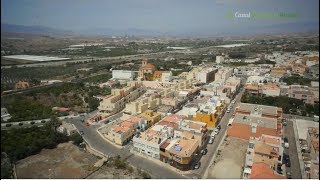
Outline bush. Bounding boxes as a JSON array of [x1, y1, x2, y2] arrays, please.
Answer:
[[69, 133, 83, 146], [113, 155, 127, 169]]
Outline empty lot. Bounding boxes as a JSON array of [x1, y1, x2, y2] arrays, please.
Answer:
[[16, 142, 99, 179], [208, 136, 248, 179]]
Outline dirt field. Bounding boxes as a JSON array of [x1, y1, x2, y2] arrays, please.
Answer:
[[208, 136, 248, 179], [87, 163, 146, 179], [16, 142, 99, 179]]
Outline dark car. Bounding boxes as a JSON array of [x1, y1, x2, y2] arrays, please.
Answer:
[[284, 137, 289, 143], [283, 154, 291, 167], [201, 149, 208, 155], [217, 125, 221, 130], [286, 171, 292, 179], [194, 162, 201, 169]]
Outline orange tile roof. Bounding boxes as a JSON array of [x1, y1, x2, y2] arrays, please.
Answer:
[[250, 162, 285, 179], [142, 63, 156, 69]]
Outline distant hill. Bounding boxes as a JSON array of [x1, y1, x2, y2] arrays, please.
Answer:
[[1, 23, 74, 36]]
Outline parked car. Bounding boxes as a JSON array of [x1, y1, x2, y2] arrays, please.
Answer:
[[226, 109, 231, 113], [5, 124, 12, 127], [194, 162, 201, 169], [282, 118, 287, 126], [30, 121, 35, 125], [284, 137, 289, 148], [286, 171, 292, 179], [216, 125, 221, 130], [214, 128, 219, 135], [208, 137, 214, 144], [18, 122, 23, 126], [79, 131, 84, 135], [283, 154, 291, 167], [201, 149, 208, 155]]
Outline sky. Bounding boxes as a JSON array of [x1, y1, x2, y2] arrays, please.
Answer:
[[1, 0, 319, 35]]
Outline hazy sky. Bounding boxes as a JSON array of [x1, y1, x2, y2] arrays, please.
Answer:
[[1, 0, 319, 34]]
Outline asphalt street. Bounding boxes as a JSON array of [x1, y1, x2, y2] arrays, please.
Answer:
[[283, 119, 302, 179]]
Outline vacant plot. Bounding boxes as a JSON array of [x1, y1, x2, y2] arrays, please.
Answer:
[[208, 136, 248, 179], [16, 142, 99, 179]]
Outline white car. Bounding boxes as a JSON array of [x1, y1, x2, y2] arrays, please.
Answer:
[[214, 128, 219, 135], [226, 109, 231, 113], [209, 137, 214, 144]]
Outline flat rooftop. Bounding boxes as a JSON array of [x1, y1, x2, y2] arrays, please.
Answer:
[[233, 114, 277, 129], [2, 55, 70, 62]]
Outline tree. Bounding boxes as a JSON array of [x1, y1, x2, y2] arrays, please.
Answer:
[[69, 133, 83, 146], [48, 115, 61, 132]]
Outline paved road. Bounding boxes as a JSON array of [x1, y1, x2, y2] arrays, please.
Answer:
[[283, 120, 302, 179], [65, 115, 186, 179]]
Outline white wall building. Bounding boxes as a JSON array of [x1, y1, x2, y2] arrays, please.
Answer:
[[112, 70, 136, 80], [216, 56, 224, 64], [161, 71, 173, 82]]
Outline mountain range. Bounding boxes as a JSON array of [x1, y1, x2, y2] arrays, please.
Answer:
[[1, 22, 319, 37]]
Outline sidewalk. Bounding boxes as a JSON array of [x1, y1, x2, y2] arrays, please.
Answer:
[[291, 119, 306, 179]]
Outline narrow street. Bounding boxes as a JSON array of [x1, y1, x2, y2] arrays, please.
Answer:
[[283, 120, 302, 179]]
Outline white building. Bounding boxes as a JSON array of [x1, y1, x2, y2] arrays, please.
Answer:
[[57, 122, 77, 136], [1, 108, 12, 122], [216, 56, 224, 64], [112, 70, 136, 80], [161, 71, 173, 82]]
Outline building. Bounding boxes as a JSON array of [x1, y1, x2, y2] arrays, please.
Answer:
[[196, 68, 218, 83], [216, 56, 225, 64], [292, 63, 308, 75], [105, 117, 147, 146], [305, 127, 319, 179], [215, 68, 233, 83], [287, 85, 315, 104], [112, 70, 136, 80], [15, 81, 29, 89], [124, 91, 161, 115], [133, 114, 182, 160], [227, 103, 283, 140], [262, 83, 281, 97], [160, 138, 199, 171], [161, 71, 173, 82], [192, 96, 225, 129], [243, 135, 284, 179], [57, 122, 77, 136], [1, 108, 12, 122], [270, 68, 287, 78], [138, 110, 161, 127], [138, 60, 157, 81], [98, 81, 145, 115]]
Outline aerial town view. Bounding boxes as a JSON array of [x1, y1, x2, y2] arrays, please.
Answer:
[[1, 0, 319, 179]]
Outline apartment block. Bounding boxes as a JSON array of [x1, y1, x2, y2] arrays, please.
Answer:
[[98, 81, 145, 115], [287, 85, 315, 104], [132, 114, 182, 159], [227, 103, 283, 140], [243, 135, 284, 179], [105, 117, 147, 146], [112, 70, 136, 80]]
